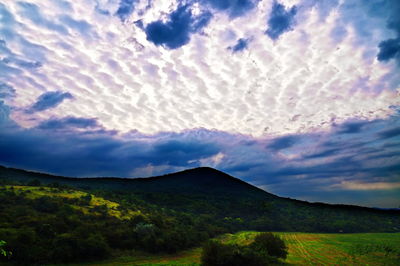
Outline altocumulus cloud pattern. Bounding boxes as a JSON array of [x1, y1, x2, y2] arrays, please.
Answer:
[[0, 0, 399, 207]]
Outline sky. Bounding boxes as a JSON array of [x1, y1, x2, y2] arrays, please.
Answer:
[[0, 0, 399, 208]]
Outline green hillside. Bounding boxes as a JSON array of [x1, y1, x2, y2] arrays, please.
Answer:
[[1, 165, 398, 233]]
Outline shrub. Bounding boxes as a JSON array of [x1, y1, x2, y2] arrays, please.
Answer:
[[201, 240, 276, 266], [250, 232, 288, 259]]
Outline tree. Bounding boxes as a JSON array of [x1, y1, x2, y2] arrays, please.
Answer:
[[250, 232, 288, 259], [0, 240, 12, 258], [201, 240, 271, 266], [27, 179, 41, 186]]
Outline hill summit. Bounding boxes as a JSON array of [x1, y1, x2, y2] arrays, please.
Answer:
[[0, 165, 273, 198], [0, 165, 399, 233]]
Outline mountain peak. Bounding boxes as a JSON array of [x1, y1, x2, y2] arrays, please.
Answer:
[[0, 164, 273, 198]]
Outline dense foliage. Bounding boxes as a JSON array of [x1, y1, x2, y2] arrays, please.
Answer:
[[201, 233, 287, 266], [250, 232, 288, 259], [0, 185, 222, 265]]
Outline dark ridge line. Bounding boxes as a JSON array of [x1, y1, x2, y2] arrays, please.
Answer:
[[0, 165, 399, 214]]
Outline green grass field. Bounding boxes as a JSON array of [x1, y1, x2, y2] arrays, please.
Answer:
[[66, 231, 399, 266], [279, 232, 400, 265]]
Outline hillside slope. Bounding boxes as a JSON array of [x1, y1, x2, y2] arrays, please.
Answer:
[[0, 165, 399, 234], [0, 166, 272, 198]]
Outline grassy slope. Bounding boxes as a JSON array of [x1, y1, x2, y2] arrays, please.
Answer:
[[2, 185, 141, 219], [70, 232, 400, 266]]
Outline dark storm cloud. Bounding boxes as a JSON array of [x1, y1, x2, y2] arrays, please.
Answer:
[[266, 135, 299, 151], [145, 5, 212, 49], [37, 116, 99, 130], [0, 103, 221, 176], [151, 139, 220, 166], [0, 129, 220, 177], [27, 91, 73, 113], [378, 127, 400, 139], [302, 148, 340, 159], [335, 120, 372, 134], [266, 1, 297, 40]]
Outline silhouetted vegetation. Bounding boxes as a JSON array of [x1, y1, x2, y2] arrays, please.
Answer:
[[201, 233, 287, 266]]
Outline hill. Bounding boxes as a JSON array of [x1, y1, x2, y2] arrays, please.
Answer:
[[1, 165, 399, 233], [0, 165, 399, 265], [0, 166, 272, 197]]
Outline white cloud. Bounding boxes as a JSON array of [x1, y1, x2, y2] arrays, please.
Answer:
[[1, 0, 399, 137], [332, 181, 400, 191]]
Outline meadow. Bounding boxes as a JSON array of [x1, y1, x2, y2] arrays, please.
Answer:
[[70, 231, 400, 266]]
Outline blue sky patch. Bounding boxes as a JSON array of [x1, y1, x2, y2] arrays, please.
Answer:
[[145, 5, 212, 49], [202, 0, 258, 18], [115, 0, 137, 21], [229, 38, 249, 52], [266, 1, 297, 40]]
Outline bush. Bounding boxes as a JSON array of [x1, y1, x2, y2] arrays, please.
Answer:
[[250, 232, 288, 259], [201, 241, 239, 266], [201, 240, 276, 266]]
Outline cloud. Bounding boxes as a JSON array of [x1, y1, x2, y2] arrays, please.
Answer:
[[378, 1, 400, 64], [59, 15, 94, 38], [335, 120, 372, 134], [17, 1, 69, 34], [1, 0, 399, 136], [378, 127, 400, 139], [145, 5, 212, 49], [36, 116, 99, 130], [1, 98, 400, 207], [332, 181, 400, 191], [27, 91, 73, 113], [325, 0, 400, 65], [266, 1, 297, 40], [267, 135, 299, 151], [303, 148, 340, 159], [0, 101, 12, 125], [0, 83, 15, 99], [0, 120, 221, 177], [152, 139, 220, 166]]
